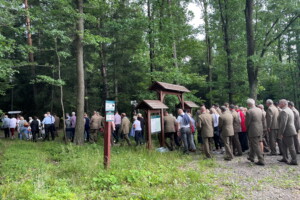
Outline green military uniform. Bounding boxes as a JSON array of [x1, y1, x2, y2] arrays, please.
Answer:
[[219, 111, 234, 160]]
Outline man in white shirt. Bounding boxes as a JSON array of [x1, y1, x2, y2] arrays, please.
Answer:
[[9, 116, 17, 139]]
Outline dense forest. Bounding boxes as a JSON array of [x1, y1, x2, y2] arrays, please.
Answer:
[[0, 0, 299, 115]]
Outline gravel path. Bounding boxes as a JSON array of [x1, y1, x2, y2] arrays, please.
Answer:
[[211, 151, 300, 200]]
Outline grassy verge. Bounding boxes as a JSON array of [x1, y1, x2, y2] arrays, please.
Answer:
[[0, 138, 221, 200]]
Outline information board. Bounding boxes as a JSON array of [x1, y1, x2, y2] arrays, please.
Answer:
[[105, 100, 116, 112], [105, 100, 116, 122], [151, 115, 161, 133]]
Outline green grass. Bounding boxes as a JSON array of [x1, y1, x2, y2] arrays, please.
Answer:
[[0, 138, 221, 200]]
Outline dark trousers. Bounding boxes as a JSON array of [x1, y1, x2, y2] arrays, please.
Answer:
[[238, 132, 249, 151], [44, 124, 55, 141], [4, 128, 9, 138], [85, 128, 90, 141], [174, 131, 181, 147], [140, 129, 145, 143], [213, 127, 222, 150], [114, 124, 121, 142], [32, 130, 38, 142], [197, 128, 203, 144], [135, 130, 142, 145], [71, 128, 75, 141]]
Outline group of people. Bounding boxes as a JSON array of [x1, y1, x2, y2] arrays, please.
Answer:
[[169, 98, 299, 166], [1, 112, 60, 142], [2, 98, 300, 166]]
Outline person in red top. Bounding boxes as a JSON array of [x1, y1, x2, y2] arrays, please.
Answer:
[[237, 107, 249, 152]]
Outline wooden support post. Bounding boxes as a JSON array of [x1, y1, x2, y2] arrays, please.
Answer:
[[160, 109, 165, 147], [147, 110, 152, 149], [104, 121, 111, 169]]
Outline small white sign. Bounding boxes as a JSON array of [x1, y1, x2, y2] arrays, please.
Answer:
[[105, 100, 115, 112], [106, 112, 114, 122]]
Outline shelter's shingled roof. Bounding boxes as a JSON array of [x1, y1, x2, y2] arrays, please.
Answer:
[[136, 100, 168, 110], [149, 81, 190, 93], [184, 101, 199, 108]]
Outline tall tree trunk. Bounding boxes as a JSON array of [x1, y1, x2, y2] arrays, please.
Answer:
[[287, 32, 298, 107], [202, 0, 213, 106], [245, 0, 257, 100], [168, 0, 178, 69], [218, 0, 233, 103], [54, 38, 67, 144], [296, 25, 300, 108], [147, 0, 155, 74], [74, 0, 85, 145], [99, 43, 109, 101], [114, 62, 118, 105], [24, 0, 37, 110]]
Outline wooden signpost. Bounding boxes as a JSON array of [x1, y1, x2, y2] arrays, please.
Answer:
[[104, 100, 115, 169]]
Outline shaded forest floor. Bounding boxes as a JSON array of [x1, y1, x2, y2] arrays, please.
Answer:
[[0, 132, 300, 200]]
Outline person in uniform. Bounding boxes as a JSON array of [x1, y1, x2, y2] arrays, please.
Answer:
[[246, 98, 265, 166], [266, 99, 281, 155], [197, 106, 214, 158], [219, 106, 234, 161], [288, 101, 300, 154], [230, 105, 243, 156], [258, 104, 270, 153], [164, 111, 177, 151], [89, 111, 102, 144], [278, 100, 298, 165], [120, 113, 131, 146]]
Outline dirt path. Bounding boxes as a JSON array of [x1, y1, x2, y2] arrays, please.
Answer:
[[211, 151, 300, 200]]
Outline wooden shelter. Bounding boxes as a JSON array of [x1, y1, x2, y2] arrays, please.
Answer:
[[136, 100, 168, 149], [149, 81, 190, 109], [177, 101, 200, 113], [138, 82, 190, 147]]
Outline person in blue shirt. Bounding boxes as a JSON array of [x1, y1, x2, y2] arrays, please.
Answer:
[[42, 112, 55, 141], [2, 115, 10, 138]]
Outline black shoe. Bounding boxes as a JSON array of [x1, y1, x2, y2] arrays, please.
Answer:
[[255, 162, 265, 166], [224, 157, 232, 161], [277, 159, 287, 163], [236, 153, 243, 157], [268, 153, 277, 156], [247, 157, 254, 162], [287, 162, 298, 165]]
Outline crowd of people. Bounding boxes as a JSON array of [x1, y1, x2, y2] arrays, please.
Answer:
[[1, 98, 299, 166], [170, 98, 299, 166], [1, 112, 60, 142]]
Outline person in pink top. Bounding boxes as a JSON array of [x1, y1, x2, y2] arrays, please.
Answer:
[[237, 107, 249, 152]]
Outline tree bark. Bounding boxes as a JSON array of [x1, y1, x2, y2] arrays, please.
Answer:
[[202, 0, 213, 106], [218, 0, 233, 103], [99, 43, 109, 101], [74, 0, 85, 145], [245, 0, 257, 100], [54, 38, 67, 144], [24, 0, 37, 110], [147, 0, 155, 74], [168, 0, 178, 69]]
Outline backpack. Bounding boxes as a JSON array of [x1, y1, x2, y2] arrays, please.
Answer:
[[181, 113, 191, 126]]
